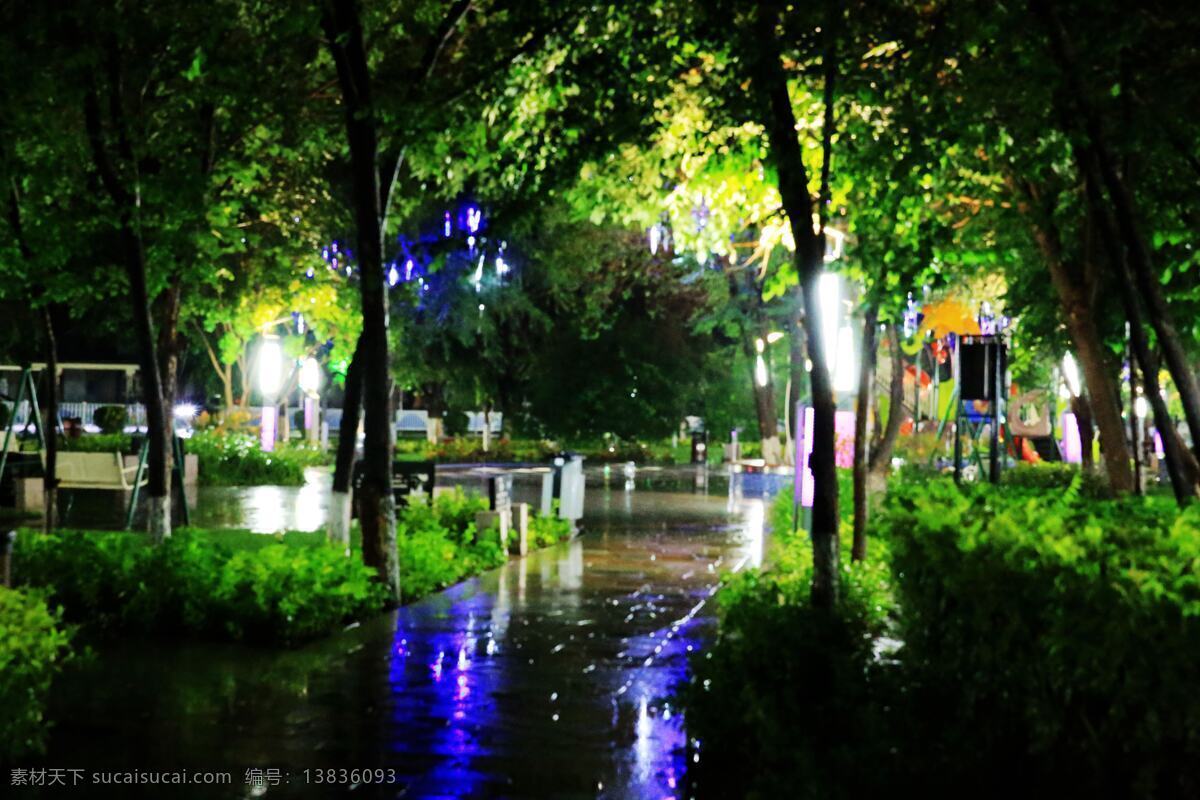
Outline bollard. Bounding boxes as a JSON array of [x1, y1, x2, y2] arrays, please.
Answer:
[[511, 503, 529, 556], [1, 530, 15, 588]]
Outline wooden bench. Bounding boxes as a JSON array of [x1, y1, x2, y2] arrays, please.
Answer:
[[40, 451, 147, 491]]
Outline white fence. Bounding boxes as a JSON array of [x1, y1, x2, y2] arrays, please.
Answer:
[[5, 401, 148, 431]]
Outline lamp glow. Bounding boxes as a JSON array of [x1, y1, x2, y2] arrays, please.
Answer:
[[298, 357, 320, 396], [258, 338, 283, 397], [833, 325, 858, 393], [1061, 353, 1081, 397], [817, 272, 841, 374]]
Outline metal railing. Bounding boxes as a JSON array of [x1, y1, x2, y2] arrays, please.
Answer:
[[5, 401, 148, 430]]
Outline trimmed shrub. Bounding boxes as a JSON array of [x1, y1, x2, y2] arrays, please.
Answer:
[[529, 507, 572, 548], [92, 405, 127, 434], [0, 586, 72, 761], [394, 491, 506, 601], [878, 479, 1200, 796], [59, 433, 134, 454], [999, 461, 1112, 498], [187, 429, 327, 486], [685, 472, 1200, 798], [12, 529, 387, 645], [680, 498, 896, 799]]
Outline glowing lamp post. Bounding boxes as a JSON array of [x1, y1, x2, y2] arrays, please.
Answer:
[[298, 356, 321, 445], [258, 336, 283, 452]]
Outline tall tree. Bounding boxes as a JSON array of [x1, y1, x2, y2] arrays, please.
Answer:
[[320, 0, 400, 600], [749, 0, 841, 608]]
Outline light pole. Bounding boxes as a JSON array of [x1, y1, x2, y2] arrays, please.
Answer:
[[258, 336, 283, 452], [299, 356, 321, 446]]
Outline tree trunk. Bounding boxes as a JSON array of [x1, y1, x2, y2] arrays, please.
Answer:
[[852, 308, 877, 562], [1033, 0, 1200, 462], [753, 0, 839, 609], [156, 283, 181, 508], [1070, 393, 1096, 472], [1011, 175, 1134, 493], [788, 308, 807, 441], [5, 178, 60, 531], [323, 0, 399, 601], [329, 333, 364, 546], [799, 276, 840, 607], [1082, 158, 1198, 503], [84, 89, 171, 541], [742, 328, 778, 448], [41, 309, 58, 533], [867, 323, 905, 489]]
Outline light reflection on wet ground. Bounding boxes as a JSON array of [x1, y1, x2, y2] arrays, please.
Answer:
[[37, 469, 769, 799]]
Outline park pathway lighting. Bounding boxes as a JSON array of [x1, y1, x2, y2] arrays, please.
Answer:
[[1062, 352, 1082, 398], [816, 272, 858, 393], [754, 337, 769, 387], [299, 356, 321, 445], [258, 335, 283, 452]]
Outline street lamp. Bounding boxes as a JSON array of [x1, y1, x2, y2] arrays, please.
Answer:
[[298, 356, 321, 445], [258, 336, 283, 452], [817, 272, 858, 393], [1061, 352, 1081, 398]]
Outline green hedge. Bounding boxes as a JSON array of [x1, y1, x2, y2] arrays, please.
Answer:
[[12, 488, 572, 645], [395, 488, 504, 600], [187, 429, 327, 486], [686, 475, 1200, 798], [529, 506, 572, 547], [92, 405, 127, 434], [13, 529, 387, 645], [60, 433, 134, 454], [398, 435, 724, 465], [999, 461, 1112, 498], [880, 479, 1200, 796], [680, 485, 895, 799], [0, 586, 72, 762]]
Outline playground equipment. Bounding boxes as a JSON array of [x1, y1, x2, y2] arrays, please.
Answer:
[[41, 451, 146, 491], [1, 364, 190, 529]]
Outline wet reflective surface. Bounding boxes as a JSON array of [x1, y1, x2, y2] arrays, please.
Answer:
[[36, 473, 768, 799]]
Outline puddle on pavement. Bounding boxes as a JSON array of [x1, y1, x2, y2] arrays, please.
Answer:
[[32, 469, 772, 799]]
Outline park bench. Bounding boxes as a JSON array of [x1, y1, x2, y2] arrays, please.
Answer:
[[39, 451, 147, 491]]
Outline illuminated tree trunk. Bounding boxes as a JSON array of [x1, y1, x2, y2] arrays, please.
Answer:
[[851, 308, 877, 562], [322, 0, 400, 601], [1012, 176, 1133, 493], [741, 324, 778, 450], [328, 334, 364, 547], [753, 0, 840, 608], [788, 310, 807, 443], [866, 324, 904, 490], [1070, 394, 1096, 473]]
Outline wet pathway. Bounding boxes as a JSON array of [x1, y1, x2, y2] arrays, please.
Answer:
[[38, 478, 767, 799]]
